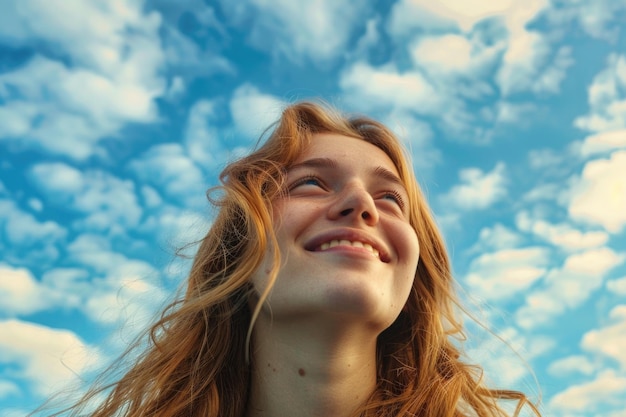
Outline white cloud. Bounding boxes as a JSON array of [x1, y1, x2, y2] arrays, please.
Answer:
[[388, 0, 518, 34], [548, 0, 626, 41], [382, 111, 440, 172], [471, 223, 524, 253], [548, 355, 596, 377], [139, 204, 211, 251], [129, 143, 206, 209], [497, 39, 572, 97], [579, 129, 626, 157], [0, 264, 49, 316], [516, 211, 609, 251], [516, 247, 625, 328], [568, 150, 626, 233], [527, 148, 568, 170], [388, 0, 566, 98], [0, 199, 67, 249], [607, 276, 626, 295], [410, 33, 501, 79], [492, 101, 538, 125], [0, 0, 166, 159], [522, 183, 562, 202], [467, 326, 553, 389], [549, 369, 626, 415], [229, 84, 285, 139], [440, 163, 508, 210], [0, 319, 101, 396], [29, 163, 143, 233], [0, 379, 19, 400], [464, 247, 550, 302], [582, 305, 626, 369], [340, 61, 444, 116], [575, 54, 626, 132], [64, 234, 167, 327], [217, 0, 367, 63], [352, 18, 381, 59]]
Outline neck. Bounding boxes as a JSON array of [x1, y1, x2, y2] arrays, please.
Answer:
[[245, 315, 379, 417]]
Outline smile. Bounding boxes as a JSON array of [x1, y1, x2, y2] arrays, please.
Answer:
[[316, 239, 380, 259]]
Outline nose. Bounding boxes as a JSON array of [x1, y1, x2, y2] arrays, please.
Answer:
[[328, 183, 379, 226]]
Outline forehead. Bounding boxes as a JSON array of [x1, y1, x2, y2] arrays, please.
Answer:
[[293, 133, 400, 175]]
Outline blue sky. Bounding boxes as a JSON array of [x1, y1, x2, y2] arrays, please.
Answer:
[[1, 0, 626, 416]]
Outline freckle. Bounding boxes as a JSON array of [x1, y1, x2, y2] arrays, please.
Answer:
[[273, 368, 276, 372], [298, 368, 306, 376]]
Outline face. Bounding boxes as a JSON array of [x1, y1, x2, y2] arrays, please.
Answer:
[[251, 133, 420, 332]]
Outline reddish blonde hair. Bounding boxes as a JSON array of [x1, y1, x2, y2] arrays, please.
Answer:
[[48, 102, 540, 417]]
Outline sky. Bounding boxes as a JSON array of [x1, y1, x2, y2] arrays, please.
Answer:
[[0, 0, 625, 416]]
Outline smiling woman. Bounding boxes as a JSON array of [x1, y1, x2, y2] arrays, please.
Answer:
[[41, 102, 541, 417]]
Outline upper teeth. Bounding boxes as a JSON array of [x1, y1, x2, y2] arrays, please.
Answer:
[[318, 239, 380, 258]]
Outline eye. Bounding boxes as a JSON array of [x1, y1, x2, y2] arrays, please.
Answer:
[[379, 190, 405, 209], [289, 175, 325, 190]]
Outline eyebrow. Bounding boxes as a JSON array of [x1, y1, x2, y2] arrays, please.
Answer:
[[288, 158, 406, 191]]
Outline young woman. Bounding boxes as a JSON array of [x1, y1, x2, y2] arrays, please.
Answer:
[[52, 102, 541, 416]]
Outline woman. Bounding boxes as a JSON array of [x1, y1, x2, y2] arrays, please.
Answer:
[[53, 102, 540, 416]]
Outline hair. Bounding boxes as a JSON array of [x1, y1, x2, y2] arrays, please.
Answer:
[[47, 102, 541, 417]]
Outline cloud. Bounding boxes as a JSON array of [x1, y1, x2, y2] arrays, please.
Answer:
[[54, 234, 168, 328], [388, 0, 519, 34], [0, 379, 19, 400], [516, 211, 609, 251], [340, 61, 444, 116], [497, 40, 572, 97], [0, 199, 66, 265], [0, 264, 49, 316], [0, 319, 101, 397], [128, 143, 207, 209], [579, 129, 626, 157], [29, 162, 143, 234], [217, 0, 368, 63], [548, 0, 626, 41], [466, 326, 553, 389], [389, 0, 569, 99], [409, 33, 499, 78], [382, 111, 440, 173], [0, 0, 166, 159], [575, 54, 626, 132], [229, 84, 285, 139], [548, 355, 596, 377], [0, 199, 67, 247], [0, 233, 167, 328], [567, 150, 626, 233], [516, 247, 625, 328], [470, 223, 524, 253], [549, 369, 626, 415], [464, 247, 550, 302], [607, 276, 626, 295], [581, 305, 626, 369], [440, 162, 508, 210]]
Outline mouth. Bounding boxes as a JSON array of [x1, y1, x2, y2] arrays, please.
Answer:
[[317, 239, 380, 259], [305, 230, 390, 263]]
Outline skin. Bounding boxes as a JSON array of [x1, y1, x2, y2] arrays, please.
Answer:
[[246, 133, 420, 417]]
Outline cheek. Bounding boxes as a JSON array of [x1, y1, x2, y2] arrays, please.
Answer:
[[249, 240, 277, 295], [398, 225, 420, 267]]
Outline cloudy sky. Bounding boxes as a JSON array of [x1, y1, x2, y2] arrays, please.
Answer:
[[1, 0, 625, 416]]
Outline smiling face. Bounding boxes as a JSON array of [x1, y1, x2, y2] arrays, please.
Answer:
[[251, 133, 420, 332]]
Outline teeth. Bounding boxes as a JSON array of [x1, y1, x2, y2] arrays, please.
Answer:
[[317, 239, 380, 258]]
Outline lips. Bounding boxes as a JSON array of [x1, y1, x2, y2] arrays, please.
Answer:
[[305, 229, 390, 263]]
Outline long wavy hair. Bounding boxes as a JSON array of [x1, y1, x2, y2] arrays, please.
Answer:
[[50, 102, 540, 417]]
